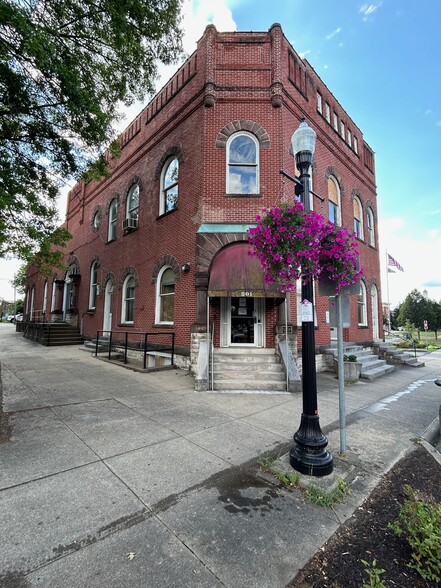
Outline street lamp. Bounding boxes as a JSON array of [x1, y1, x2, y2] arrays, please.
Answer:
[[289, 120, 333, 477]]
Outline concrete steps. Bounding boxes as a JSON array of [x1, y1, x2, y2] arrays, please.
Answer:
[[326, 345, 395, 380], [374, 342, 426, 368], [211, 349, 288, 392], [24, 322, 83, 346]]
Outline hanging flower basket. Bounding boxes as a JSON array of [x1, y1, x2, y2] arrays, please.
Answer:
[[249, 201, 363, 293]]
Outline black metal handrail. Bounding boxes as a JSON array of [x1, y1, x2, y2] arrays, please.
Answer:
[[95, 330, 175, 368]]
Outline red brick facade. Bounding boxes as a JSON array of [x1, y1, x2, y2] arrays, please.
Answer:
[[25, 24, 383, 362]]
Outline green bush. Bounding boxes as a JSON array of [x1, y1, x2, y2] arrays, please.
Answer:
[[388, 485, 441, 582], [343, 354, 357, 362]]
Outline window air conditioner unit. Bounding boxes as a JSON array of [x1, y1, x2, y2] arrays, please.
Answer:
[[122, 217, 138, 232]]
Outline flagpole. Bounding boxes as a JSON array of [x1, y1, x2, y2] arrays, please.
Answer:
[[386, 250, 391, 334]]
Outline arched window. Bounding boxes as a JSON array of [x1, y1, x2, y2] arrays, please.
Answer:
[[358, 281, 368, 326], [160, 158, 179, 215], [353, 197, 364, 240], [327, 177, 341, 225], [122, 275, 135, 323], [43, 280, 48, 316], [226, 132, 259, 194], [156, 267, 175, 324], [108, 198, 118, 241], [367, 207, 375, 247], [126, 184, 139, 221], [89, 260, 99, 309]]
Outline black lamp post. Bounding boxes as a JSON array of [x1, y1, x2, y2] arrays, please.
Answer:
[[289, 121, 333, 477]]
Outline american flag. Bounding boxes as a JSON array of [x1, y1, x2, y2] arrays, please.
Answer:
[[387, 253, 404, 272]]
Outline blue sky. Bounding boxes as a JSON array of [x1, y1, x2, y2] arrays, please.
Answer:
[[1, 0, 440, 310]]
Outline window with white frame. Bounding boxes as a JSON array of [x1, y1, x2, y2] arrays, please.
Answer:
[[156, 267, 175, 324], [367, 207, 375, 246], [347, 129, 352, 148], [108, 198, 118, 241], [333, 112, 338, 131], [89, 260, 98, 309], [126, 184, 139, 221], [122, 275, 135, 323], [51, 281, 56, 312], [340, 120, 345, 139], [327, 176, 341, 225], [358, 281, 368, 326], [353, 136, 359, 154], [226, 132, 259, 194], [316, 91, 322, 114], [353, 197, 364, 239], [160, 158, 179, 214], [325, 102, 331, 123], [43, 280, 48, 315]]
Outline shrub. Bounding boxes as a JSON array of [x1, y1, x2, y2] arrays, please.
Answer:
[[388, 485, 441, 582]]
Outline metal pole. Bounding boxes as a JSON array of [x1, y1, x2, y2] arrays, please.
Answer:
[[285, 295, 289, 392], [386, 250, 391, 335], [289, 149, 333, 477], [336, 294, 346, 453]]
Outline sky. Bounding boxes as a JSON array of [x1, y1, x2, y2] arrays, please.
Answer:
[[1, 0, 440, 311]]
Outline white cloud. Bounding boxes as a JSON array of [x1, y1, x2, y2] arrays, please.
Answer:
[[326, 27, 341, 40], [359, 2, 382, 21], [298, 50, 311, 59]]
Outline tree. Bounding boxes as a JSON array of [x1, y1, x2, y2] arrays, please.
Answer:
[[397, 289, 435, 339], [0, 0, 183, 262]]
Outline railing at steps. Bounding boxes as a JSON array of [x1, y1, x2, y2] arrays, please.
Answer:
[[95, 330, 175, 369]]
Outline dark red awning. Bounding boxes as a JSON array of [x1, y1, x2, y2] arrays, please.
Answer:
[[208, 243, 283, 298]]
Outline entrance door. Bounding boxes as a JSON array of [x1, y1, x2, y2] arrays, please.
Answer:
[[221, 297, 264, 347], [103, 281, 113, 335]]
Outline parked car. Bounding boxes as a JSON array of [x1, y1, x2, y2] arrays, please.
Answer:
[[13, 314, 23, 323], [6, 315, 15, 322]]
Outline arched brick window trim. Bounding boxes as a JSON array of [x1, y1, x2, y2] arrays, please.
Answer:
[[155, 147, 184, 180], [89, 255, 99, 271], [365, 200, 377, 219], [104, 272, 116, 287], [351, 188, 364, 205], [369, 276, 379, 287], [124, 176, 143, 203], [152, 254, 180, 283], [91, 204, 102, 232], [325, 166, 345, 198], [106, 192, 120, 215], [216, 121, 271, 149], [68, 255, 81, 275], [119, 266, 139, 289]]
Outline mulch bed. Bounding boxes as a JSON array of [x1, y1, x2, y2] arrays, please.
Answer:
[[288, 444, 441, 588]]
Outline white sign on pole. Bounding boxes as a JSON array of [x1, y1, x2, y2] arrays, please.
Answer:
[[301, 299, 314, 322]]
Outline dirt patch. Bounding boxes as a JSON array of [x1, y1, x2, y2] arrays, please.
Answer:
[[289, 444, 441, 588]]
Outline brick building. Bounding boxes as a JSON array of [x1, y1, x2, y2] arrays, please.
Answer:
[[25, 24, 383, 388]]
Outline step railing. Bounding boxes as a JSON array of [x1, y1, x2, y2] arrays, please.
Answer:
[[95, 330, 175, 369]]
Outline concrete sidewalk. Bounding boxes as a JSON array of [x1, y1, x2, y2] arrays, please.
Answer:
[[1, 323, 441, 588]]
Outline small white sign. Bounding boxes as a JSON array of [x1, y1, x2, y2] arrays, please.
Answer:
[[301, 299, 314, 322]]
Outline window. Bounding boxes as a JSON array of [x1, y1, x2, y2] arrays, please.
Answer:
[[226, 132, 259, 194], [325, 102, 331, 123], [43, 281, 48, 315], [108, 199, 118, 241], [93, 210, 101, 230], [160, 158, 179, 214], [327, 177, 341, 225], [340, 120, 345, 139], [89, 260, 98, 309], [126, 184, 139, 221], [353, 197, 364, 240], [316, 91, 323, 114], [367, 207, 375, 246], [333, 112, 338, 131], [364, 145, 374, 171], [156, 267, 175, 324], [353, 136, 359, 154], [358, 281, 368, 326], [51, 281, 56, 312], [347, 129, 352, 148], [122, 276, 135, 323]]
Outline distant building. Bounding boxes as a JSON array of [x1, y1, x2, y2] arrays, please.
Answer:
[[25, 24, 383, 387]]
